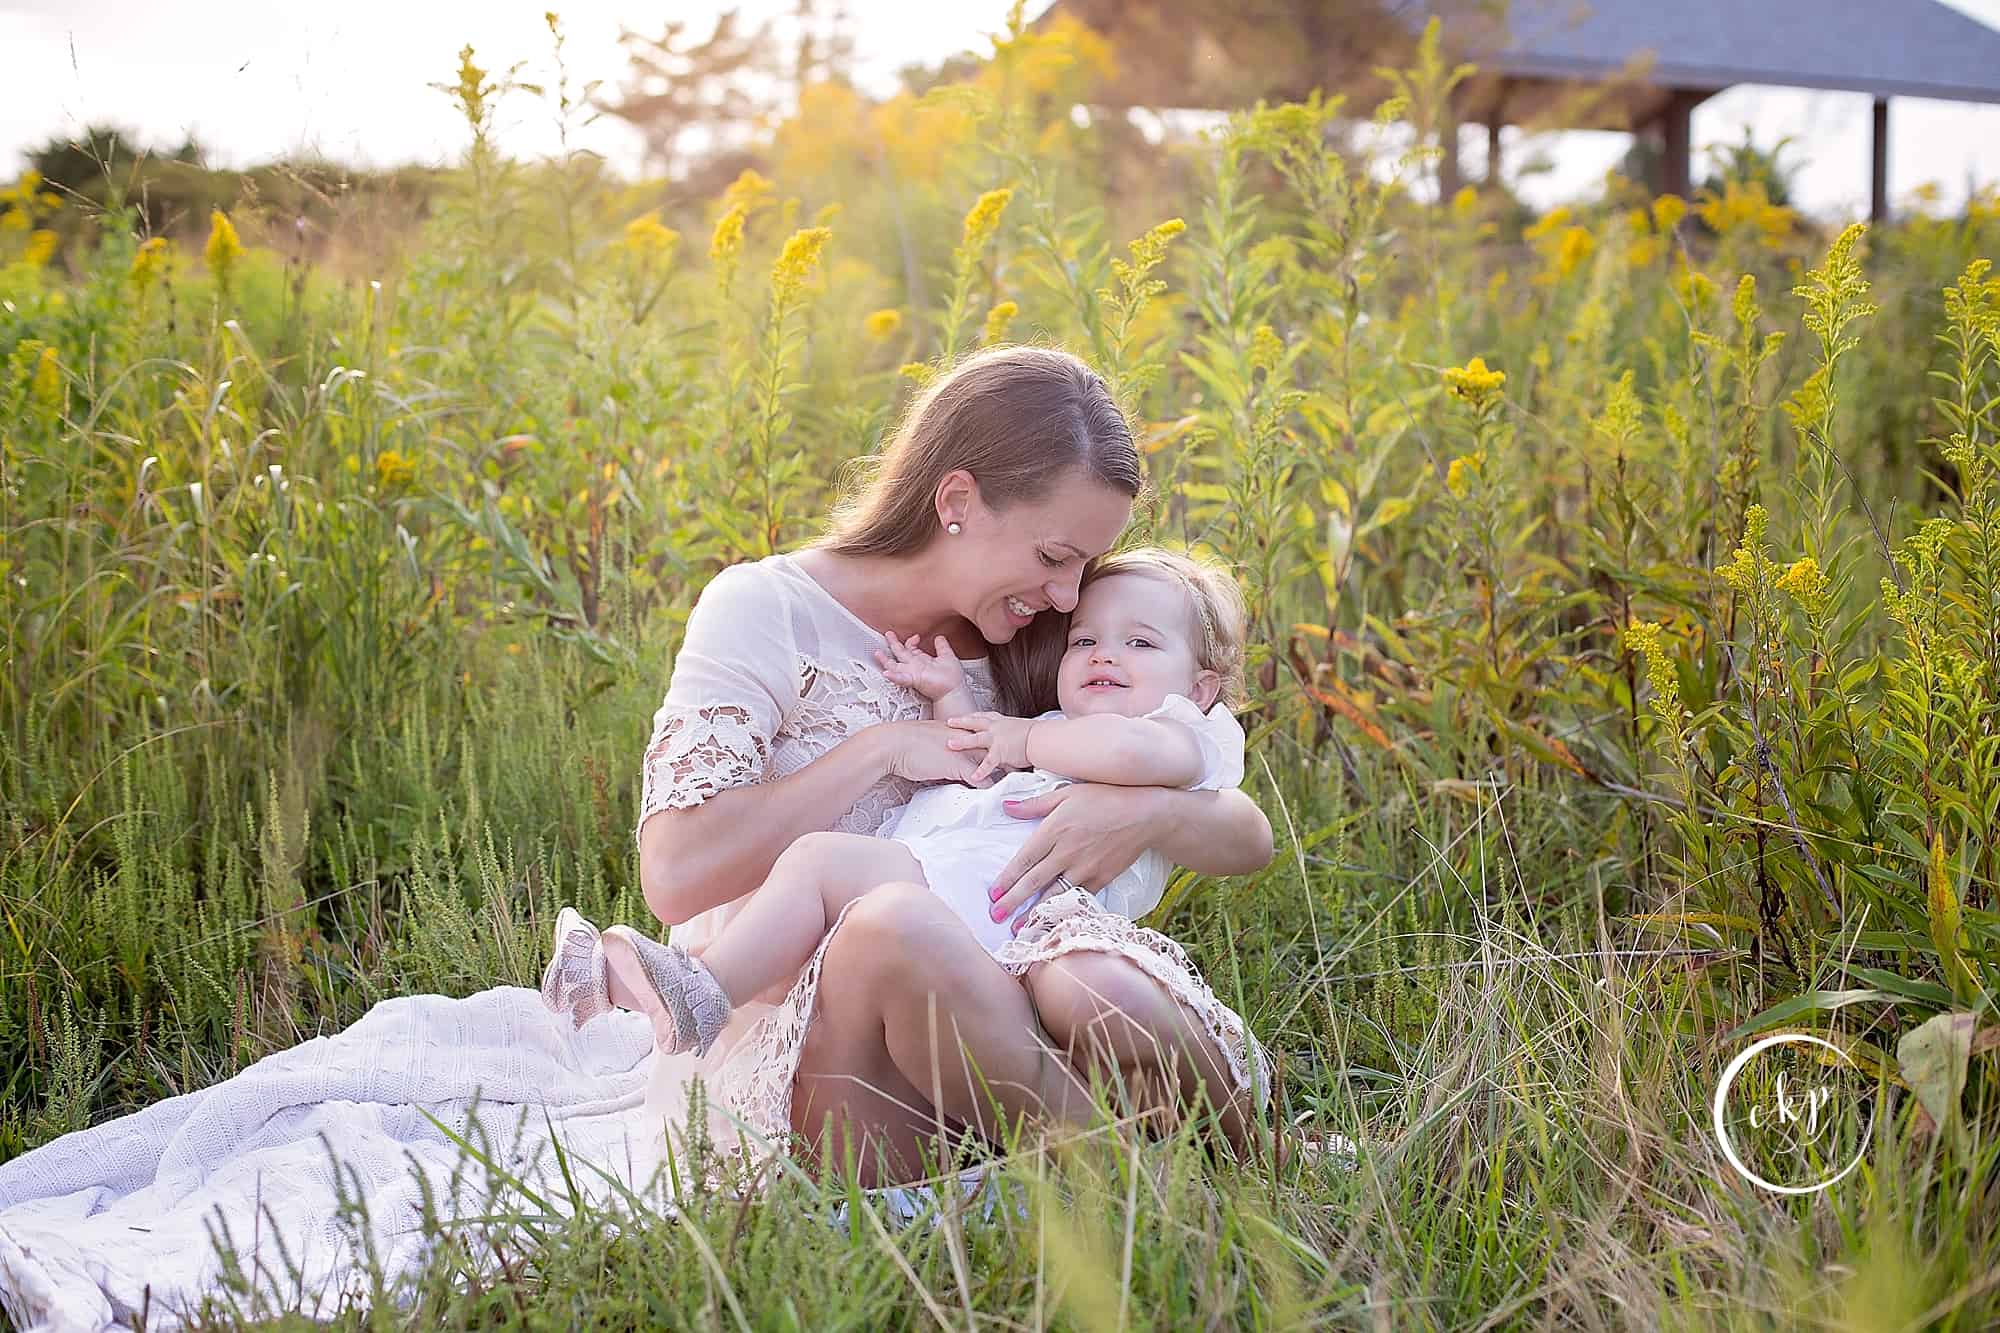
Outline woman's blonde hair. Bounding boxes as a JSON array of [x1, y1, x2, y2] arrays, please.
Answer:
[[1002, 546, 1250, 715], [818, 345, 1146, 715]]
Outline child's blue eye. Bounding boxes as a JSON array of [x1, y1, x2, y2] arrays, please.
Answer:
[[1129, 638, 1155, 649]]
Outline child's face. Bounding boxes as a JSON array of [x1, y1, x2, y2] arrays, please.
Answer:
[[1056, 571, 1221, 718]]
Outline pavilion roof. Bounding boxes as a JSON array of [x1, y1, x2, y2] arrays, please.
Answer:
[[1038, 0, 2000, 127]]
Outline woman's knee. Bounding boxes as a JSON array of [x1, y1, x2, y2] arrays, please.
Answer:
[[826, 881, 973, 992], [1028, 955, 1174, 1051]]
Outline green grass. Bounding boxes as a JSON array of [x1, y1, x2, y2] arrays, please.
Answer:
[[7, 12, 2000, 1324]]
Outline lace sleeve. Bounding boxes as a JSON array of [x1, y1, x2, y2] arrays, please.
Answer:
[[636, 564, 798, 847]]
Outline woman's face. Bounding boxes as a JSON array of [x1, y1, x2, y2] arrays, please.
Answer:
[[936, 468, 1131, 645]]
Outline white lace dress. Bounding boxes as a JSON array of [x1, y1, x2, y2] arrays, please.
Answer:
[[635, 553, 1266, 1173]]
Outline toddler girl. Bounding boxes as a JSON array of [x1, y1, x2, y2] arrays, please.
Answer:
[[543, 549, 1260, 1098]]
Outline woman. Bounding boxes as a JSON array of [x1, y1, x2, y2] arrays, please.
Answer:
[[634, 345, 1274, 1185]]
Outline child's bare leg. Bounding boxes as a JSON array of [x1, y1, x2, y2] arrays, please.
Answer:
[[1024, 955, 1253, 1149], [604, 831, 923, 1014], [602, 831, 926, 1055], [693, 832, 925, 1003]]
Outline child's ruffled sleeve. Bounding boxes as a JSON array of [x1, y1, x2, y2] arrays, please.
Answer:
[[1144, 693, 1247, 792], [635, 563, 800, 848]]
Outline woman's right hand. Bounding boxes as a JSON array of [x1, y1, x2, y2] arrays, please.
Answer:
[[880, 720, 991, 786]]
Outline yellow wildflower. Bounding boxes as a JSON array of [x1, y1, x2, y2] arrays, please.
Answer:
[[204, 209, 244, 289], [23, 229, 57, 267], [770, 226, 831, 303], [1554, 225, 1595, 278], [899, 361, 935, 386], [1719, 504, 1774, 595], [720, 168, 775, 217], [130, 236, 170, 289], [960, 188, 1014, 253], [1450, 186, 1479, 219], [863, 307, 902, 341], [1522, 206, 1572, 242], [1442, 355, 1507, 407], [374, 449, 417, 491], [709, 201, 748, 285], [1775, 556, 1830, 614], [30, 343, 61, 408], [1445, 452, 1482, 498], [1624, 620, 1688, 742], [1249, 323, 1284, 376], [1652, 194, 1687, 233], [622, 211, 679, 261], [981, 299, 1019, 345]]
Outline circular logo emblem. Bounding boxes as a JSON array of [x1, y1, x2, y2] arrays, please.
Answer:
[[1711, 1033, 1873, 1195]]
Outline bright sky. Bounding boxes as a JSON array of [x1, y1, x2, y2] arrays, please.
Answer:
[[5, 0, 2000, 218]]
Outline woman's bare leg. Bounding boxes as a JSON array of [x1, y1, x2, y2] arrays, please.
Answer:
[[1025, 954, 1255, 1149], [790, 882, 1096, 1185]]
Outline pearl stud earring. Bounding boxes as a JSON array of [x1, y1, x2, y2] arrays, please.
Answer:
[[947, 522, 962, 534]]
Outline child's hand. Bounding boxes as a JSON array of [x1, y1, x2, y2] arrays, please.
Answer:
[[945, 711, 1035, 783], [874, 631, 966, 702]]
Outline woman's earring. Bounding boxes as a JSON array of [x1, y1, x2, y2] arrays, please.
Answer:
[[947, 522, 962, 535]]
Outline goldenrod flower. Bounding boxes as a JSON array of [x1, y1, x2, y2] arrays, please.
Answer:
[[981, 299, 1019, 345], [721, 168, 775, 217], [1554, 225, 1595, 278], [960, 188, 1014, 253], [130, 236, 170, 289], [1719, 505, 1773, 595], [1445, 452, 1482, 498], [1523, 206, 1572, 242], [770, 225, 831, 303], [1623, 620, 1688, 742], [30, 343, 61, 409], [622, 211, 680, 261], [899, 361, 935, 386], [23, 229, 57, 267], [1442, 355, 1507, 407], [863, 307, 902, 341], [1249, 323, 1283, 376], [1450, 186, 1479, 219], [374, 449, 417, 491], [1651, 194, 1687, 233], [709, 200, 747, 276], [204, 209, 244, 290], [1775, 556, 1829, 613]]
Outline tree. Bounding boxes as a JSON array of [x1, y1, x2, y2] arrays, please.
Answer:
[[598, 2, 857, 180], [599, 11, 779, 178]]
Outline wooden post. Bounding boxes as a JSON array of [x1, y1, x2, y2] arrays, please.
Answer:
[[1662, 89, 1695, 200], [1487, 118, 1502, 185], [1871, 96, 1890, 223]]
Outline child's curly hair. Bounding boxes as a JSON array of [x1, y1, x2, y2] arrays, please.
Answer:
[[993, 546, 1250, 716], [1081, 547, 1250, 711]]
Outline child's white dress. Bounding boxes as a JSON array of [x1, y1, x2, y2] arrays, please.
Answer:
[[887, 693, 1246, 953]]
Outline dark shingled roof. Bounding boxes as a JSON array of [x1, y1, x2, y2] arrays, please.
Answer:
[[1460, 0, 2000, 108], [1039, 0, 2000, 124]]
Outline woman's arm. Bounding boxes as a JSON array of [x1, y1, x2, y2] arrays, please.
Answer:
[[984, 783, 1274, 921], [640, 725, 897, 924], [641, 719, 992, 924]]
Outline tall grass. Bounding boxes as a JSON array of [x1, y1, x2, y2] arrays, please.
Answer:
[[4, 9, 1999, 1324]]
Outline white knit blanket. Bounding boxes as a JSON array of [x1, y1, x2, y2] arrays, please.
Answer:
[[0, 987, 672, 1332]]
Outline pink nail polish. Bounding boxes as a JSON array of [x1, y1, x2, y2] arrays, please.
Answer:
[[990, 905, 1005, 921], [988, 884, 1002, 900]]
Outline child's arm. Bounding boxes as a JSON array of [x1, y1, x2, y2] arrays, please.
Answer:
[[945, 711, 1205, 788]]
